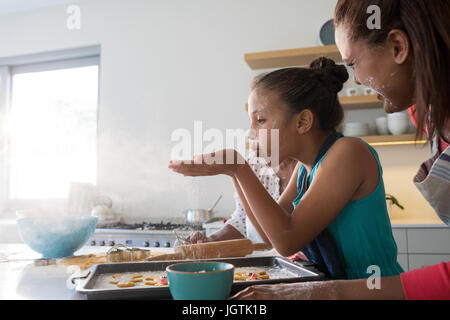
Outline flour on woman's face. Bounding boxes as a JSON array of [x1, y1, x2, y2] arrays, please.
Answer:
[[362, 75, 397, 113]]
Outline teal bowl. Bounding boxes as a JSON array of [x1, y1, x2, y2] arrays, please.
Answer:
[[16, 216, 97, 258], [166, 262, 235, 300]]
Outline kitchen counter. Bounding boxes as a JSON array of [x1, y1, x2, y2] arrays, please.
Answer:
[[390, 217, 447, 228], [203, 219, 448, 235], [0, 243, 277, 300]]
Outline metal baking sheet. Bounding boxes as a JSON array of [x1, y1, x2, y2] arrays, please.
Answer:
[[74, 256, 325, 300]]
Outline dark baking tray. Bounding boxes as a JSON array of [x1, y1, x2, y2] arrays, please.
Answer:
[[75, 256, 325, 300]]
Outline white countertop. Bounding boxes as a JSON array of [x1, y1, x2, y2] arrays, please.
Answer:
[[204, 219, 448, 230], [390, 218, 447, 228], [0, 244, 116, 300], [0, 243, 276, 300]]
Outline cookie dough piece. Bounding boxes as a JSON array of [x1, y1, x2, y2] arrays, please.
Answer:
[[254, 270, 266, 275], [154, 283, 165, 287], [116, 281, 135, 288]]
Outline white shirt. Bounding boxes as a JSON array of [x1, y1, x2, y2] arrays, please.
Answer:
[[225, 154, 282, 243]]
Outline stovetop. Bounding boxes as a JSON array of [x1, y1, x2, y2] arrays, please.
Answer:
[[96, 221, 202, 232], [91, 221, 200, 247]]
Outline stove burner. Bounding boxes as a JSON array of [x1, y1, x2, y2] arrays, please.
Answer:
[[97, 221, 202, 231]]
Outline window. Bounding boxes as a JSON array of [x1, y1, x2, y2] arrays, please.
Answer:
[[0, 50, 99, 203]]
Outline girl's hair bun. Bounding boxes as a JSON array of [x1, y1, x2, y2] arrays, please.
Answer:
[[310, 57, 349, 93]]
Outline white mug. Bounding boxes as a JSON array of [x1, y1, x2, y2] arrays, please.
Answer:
[[364, 87, 375, 95], [346, 88, 358, 96], [375, 117, 389, 135]]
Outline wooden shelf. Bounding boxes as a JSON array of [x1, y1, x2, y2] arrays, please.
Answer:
[[339, 95, 381, 110], [244, 45, 342, 70], [359, 134, 427, 146], [245, 95, 381, 112]]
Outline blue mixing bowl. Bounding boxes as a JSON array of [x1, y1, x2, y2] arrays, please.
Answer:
[[166, 261, 234, 300], [17, 216, 97, 258]]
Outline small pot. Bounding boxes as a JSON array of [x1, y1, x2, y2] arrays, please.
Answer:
[[184, 195, 222, 228], [184, 209, 214, 228]]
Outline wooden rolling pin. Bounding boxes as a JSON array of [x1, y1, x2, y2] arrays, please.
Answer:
[[146, 239, 272, 261]]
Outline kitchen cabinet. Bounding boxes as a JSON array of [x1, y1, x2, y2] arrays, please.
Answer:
[[408, 254, 450, 270], [407, 228, 450, 254], [392, 229, 407, 254], [392, 225, 450, 272], [397, 254, 409, 272]]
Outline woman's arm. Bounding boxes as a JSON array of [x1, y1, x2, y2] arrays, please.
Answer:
[[208, 224, 245, 241], [232, 275, 405, 300], [186, 224, 245, 244]]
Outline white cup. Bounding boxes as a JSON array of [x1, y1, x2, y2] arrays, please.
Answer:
[[387, 110, 409, 119], [346, 88, 358, 97], [387, 114, 410, 135], [375, 117, 389, 135], [364, 87, 375, 95], [343, 122, 369, 137]]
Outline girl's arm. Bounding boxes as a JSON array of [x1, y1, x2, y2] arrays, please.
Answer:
[[277, 161, 302, 214], [231, 161, 302, 246], [234, 139, 369, 256]]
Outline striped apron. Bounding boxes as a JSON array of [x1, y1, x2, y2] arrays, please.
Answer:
[[414, 145, 450, 224]]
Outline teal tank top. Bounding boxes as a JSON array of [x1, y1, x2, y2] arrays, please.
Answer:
[[293, 138, 404, 279]]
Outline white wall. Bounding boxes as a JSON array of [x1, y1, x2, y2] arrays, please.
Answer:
[[0, 0, 438, 223]]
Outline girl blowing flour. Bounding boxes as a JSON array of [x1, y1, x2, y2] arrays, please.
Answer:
[[169, 57, 403, 280]]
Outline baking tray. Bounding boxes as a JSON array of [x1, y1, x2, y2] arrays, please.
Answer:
[[74, 256, 325, 300]]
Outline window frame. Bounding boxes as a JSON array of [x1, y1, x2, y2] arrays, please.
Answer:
[[0, 46, 100, 217]]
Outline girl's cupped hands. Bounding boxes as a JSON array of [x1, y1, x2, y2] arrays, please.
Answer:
[[168, 149, 247, 177]]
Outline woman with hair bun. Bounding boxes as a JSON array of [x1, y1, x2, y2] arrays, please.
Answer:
[[169, 56, 403, 281]]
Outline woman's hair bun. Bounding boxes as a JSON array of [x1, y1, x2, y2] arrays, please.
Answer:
[[310, 57, 349, 93]]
